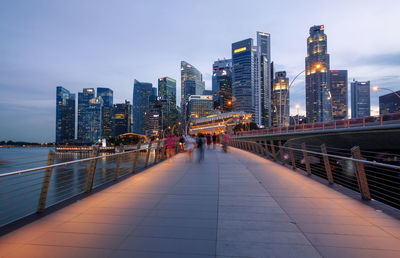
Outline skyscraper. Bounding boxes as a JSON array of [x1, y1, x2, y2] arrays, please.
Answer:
[[145, 89, 162, 136], [97, 88, 114, 139], [232, 38, 256, 121], [78, 88, 95, 143], [271, 71, 289, 127], [257, 32, 272, 127], [305, 25, 331, 123], [132, 79, 153, 134], [330, 70, 348, 120], [86, 97, 103, 143], [379, 90, 400, 114], [351, 80, 370, 118], [181, 61, 205, 106], [158, 77, 178, 130], [114, 101, 132, 137], [56, 86, 75, 143], [212, 59, 232, 112]]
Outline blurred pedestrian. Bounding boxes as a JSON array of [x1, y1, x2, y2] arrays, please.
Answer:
[[196, 133, 205, 162], [206, 134, 211, 150], [166, 134, 175, 159], [212, 133, 217, 149], [222, 133, 230, 153], [185, 134, 195, 162], [179, 135, 185, 151]]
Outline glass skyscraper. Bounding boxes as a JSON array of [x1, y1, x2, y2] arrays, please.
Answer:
[[212, 59, 232, 112], [271, 71, 289, 127], [158, 77, 178, 130], [257, 32, 272, 127], [114, 101, 132, 137], [97, 88, 114, 139], [232, 38, 256, 121], [78, 88, 95, 143], [351, 80, 370, 118], [379, 90, 400, 114], [330, 70, 348, 120], [305, 25, 331, 122], [56, 86, 75, 144], [132, 79, 153, 134], [181, 61, 205, 107]]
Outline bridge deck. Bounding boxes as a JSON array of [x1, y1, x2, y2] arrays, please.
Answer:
[[1, 147, 400, 257]]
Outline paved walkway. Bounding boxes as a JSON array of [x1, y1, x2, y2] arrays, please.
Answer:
[[1, 147, 400, 257]]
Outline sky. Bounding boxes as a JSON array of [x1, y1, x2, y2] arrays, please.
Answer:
[[1, 0, 399, 142]]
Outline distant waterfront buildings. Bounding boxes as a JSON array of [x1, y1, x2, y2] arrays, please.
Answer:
[[379, 90, 400, 114], [114, 101, 132, 137], [56, 86, 75, 144], [330, 70, 348, 120], [145, 91, 162, 136], [305, 25, 331, 123], [271, 71, 289, 127], [77, 88, 98, 143], [351, 80, 370, 118], [132, 80, 153, 134], [97, 88, 114, 139], [212, 59, 232, 112], [158, 77, 178, 130], [188, 95, 213, 119]]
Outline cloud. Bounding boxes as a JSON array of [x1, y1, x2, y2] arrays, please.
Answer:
[[355, 52, 400, 67]]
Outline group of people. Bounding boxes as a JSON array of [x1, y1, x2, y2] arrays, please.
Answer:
[[165, 133, 230, 162]]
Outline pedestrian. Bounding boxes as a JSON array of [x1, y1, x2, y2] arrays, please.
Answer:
[[222, 133, 230, 153], [212, 133, 217, 149], [185, 134, 195, 162], [166, 134, 175, 159], [206, 134, 212, 150], [196, 133, 205, 162]]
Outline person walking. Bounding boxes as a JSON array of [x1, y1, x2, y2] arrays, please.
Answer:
[[185, 134, 195, 162], [212, 133, 217, 149], [222, 133, 230, 153], [166, 134, 175, 159], [206, 134, 212, 150], [196, 133, 205, 162]]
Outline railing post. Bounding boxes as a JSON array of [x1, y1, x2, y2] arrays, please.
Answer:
[[288, 142, 296, 170], [263, 141, 271, 159], [252, 142, 257, 153], [37, 150, 55, 213], [154, 140, 161, 164], [270, 140, 277, 161], [301, 143, 312, 175], [278, 141, 285, 164], [145, 141, 153, 167], [320, 144, 334, 184], [380, 115, 383, 126], [258, 142, 263, 155], [132, 142, 142, 173], [85, 147, 99, 193], [351, 146, 371, 200]]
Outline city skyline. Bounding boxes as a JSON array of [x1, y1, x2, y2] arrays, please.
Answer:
[[1, 0, 400, 142]]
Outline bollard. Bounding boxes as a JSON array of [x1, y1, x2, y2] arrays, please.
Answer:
[[270, 140, 277, 161], [320, 144, 334, 184], [132, 142, 142, 173], [301, 143, 311, 175], [154, 140, 161, 164], [351, 146, 371, 200], [85, 148, 99, 193], [278, 141, 285, 164], [288, 142, 296, 170], [145, 141, 153, 167], [37, 150, 55, 213]]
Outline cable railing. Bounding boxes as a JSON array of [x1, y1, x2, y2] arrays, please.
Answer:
[[229, 139, 400, 210], [235, 112, 400, 137], [0, 139, 181, 227]]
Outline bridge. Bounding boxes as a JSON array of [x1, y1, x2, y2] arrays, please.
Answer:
[[0, 141, 400, 257]]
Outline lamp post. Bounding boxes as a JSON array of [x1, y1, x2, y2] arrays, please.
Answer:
[[282, 70, 306, 127], [295, 104, 300, 126], [373, 86, 400, 99]]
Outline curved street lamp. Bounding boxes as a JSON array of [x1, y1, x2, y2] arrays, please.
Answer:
[[373, 86, 400, 99], [282, 70, 305, 127]]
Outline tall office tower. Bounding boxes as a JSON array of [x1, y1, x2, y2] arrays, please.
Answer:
[[181, 61, 205, 106], [351, 80, 370, 118], [271, 71, 289, 127], [203, 89, 213, 95], [97, 88, 114, 139], [56, 86, 75, 143], [232, 38, 256, 122], [257, 32, 272, 127], [114, 101, 132, 137], [158, 77, 178, 130], [188, 95, 214, 118], [78, 88, 95, 143], [133, 80, 153, 134], [212, 59, 233, 112], [330, 70, 348, 120], [305, 25, 331, 123], [87, 97, 103, 143], [145, 91, 162, 136], [379, 90, 400, 114]]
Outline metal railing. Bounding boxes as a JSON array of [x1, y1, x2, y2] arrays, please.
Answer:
[[0, 139, 182, 227], [236, 112, 400, 136], [230, 139, 400, 209]]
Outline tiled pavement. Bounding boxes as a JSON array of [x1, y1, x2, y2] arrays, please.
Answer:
[[1, 146, 400, 257]]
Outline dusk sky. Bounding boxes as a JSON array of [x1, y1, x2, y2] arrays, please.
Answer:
[[1, 0, 399, 142]]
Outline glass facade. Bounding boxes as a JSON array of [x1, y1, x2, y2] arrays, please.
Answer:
[[114, 101, 132, 137], [257, 32, 272, 127], [181, 61, 205, 107], [379, 90, 400, 114], [351, 81, 370, 118], [271, 71, 289, 127], [132, 79, 153, 134], [97, 88, 114, 139], [56, 86, 75, 144], [78, 88, 96, 143], [145, 91, 162, 136], [330, 70, 348, 120], [305, 25, 331, 122], [188, 95, 214, 119], [158, 77, 178, 130], [212, 59, 232, 112], [232, 38, 255, 120]]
